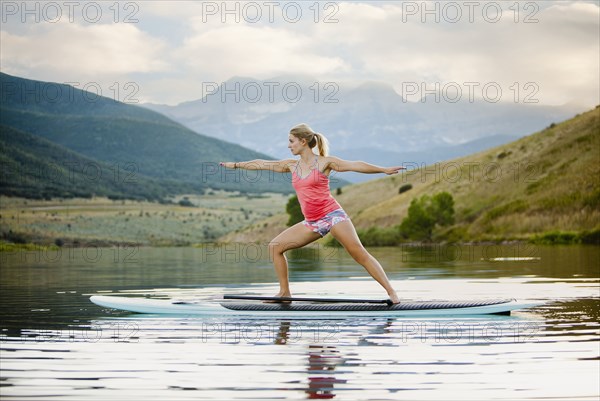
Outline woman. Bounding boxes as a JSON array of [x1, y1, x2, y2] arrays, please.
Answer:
[[220, 123, 403, 304]]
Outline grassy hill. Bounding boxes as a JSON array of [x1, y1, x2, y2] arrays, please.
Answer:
[[0, 125, 196, 200], [0, 72, 298, 197], [224, 106, 600, 244], [338, 106, 600, 242]]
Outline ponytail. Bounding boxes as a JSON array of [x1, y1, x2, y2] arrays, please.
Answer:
[[314, 132, 329, 156], [289, 123, 330, 156]]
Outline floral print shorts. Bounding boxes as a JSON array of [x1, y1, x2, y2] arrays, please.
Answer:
[[303, 208, 350, 237]]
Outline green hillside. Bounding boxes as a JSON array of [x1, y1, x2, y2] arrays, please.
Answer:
[[0, 72, 297, 197], [334, 106, 600, 242], [0, 74, 167, 122], [0, 125, 197, 200]]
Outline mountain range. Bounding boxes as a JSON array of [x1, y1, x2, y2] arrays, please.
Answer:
[[0, 71, 588, 202], [143, 76, 585, 182]]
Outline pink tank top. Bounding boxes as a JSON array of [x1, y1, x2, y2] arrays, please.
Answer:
[[292, 157, 341, 221]]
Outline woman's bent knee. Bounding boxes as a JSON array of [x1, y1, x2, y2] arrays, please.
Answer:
[[350, 247, 371, 265], [269, 239, 298, 255], [268, 240, 282, 255]]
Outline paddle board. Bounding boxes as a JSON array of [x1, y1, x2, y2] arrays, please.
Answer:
[[90, 295, 541, 317]]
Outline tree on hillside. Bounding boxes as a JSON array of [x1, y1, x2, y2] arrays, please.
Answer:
[[400, 192, 455, 241], [286, 195, 304, 227], [431, 192, 455, 226]]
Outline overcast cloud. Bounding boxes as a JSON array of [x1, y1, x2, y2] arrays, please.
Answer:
[[1, 1, 598, 106]]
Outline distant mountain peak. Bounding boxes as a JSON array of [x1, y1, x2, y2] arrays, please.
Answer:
[[348, 80, 402, 101], [354, 80, 396, 91]]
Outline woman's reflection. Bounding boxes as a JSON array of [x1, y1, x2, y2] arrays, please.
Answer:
[[272, 321, 346, 399], [305, 344, 345, 399]]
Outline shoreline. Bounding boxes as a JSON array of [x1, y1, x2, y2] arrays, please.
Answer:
[[2, 235, 596, 253]]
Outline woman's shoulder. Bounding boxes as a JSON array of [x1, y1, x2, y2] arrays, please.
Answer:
[[281, 158, 297, 165], [281, 158, 298, 170], [319, 155, 343, 173], [320, 155, 343, 165]]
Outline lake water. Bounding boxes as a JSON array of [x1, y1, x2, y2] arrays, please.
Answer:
[[1, 244, 598, 400]]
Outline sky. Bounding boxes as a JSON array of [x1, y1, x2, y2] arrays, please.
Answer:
[[1, 0, 599, 107]]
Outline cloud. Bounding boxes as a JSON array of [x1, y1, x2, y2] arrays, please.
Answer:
[[1, 20, 169, 79], [309, 1, 599, 106], [0, 1, 597, 106], [172, 24, 348, 83]]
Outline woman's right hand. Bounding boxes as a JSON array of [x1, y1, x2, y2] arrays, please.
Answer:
[[219, 162, 235, 169]]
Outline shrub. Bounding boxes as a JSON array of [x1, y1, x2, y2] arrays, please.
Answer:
[[286, 195, 304, 227], [2, 230, 29, 244], [580, 228, 600, 245], [358, 227, 402, 247], [399, 192, 455, 241], [531, 228, 600, 245], [530, 231, 579, 245], [399, 197, 435, 241], [178, 198, 194, 207], [399, 184, 412, 194]]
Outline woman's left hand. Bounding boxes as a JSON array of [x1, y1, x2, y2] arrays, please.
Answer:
[[384, 166, 406, 175]]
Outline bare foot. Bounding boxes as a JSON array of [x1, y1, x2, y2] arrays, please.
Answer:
[[263, 292, 292, 303], [388, 290, 400, 305]]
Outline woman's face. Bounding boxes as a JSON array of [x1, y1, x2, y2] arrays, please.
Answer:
[[288, 134, 306, 155]]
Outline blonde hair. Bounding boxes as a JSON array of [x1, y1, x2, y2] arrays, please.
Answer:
[[289, 123, 329, 156]]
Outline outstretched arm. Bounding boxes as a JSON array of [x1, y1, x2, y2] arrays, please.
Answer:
[[220, 159, 294, 173], [325, 156, 405, 175]]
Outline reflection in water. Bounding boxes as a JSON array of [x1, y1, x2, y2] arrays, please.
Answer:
[[273, 321, 291, 345], [305, 345, 345, 399], [272, 321, 345, 399], [1, 245, 598, 400], [1, 309, 598, 400], [357, 318, 395, 347]]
